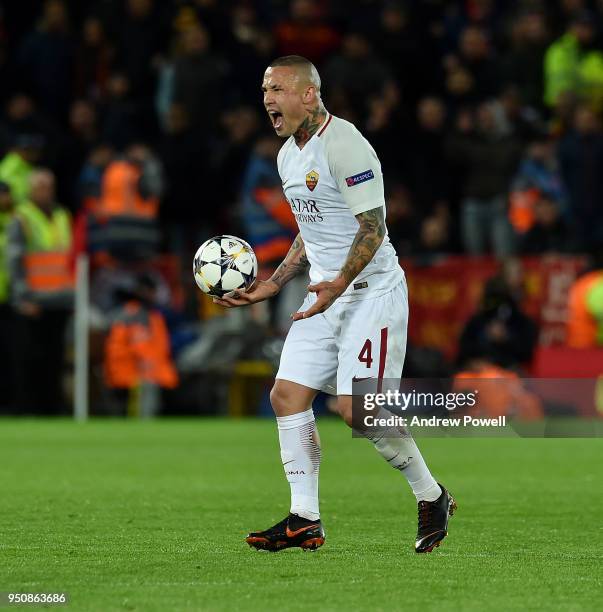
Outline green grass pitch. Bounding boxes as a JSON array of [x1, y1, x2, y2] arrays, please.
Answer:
[[1, 418, 601, 611]]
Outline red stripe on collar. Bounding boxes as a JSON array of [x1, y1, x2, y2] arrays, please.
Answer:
[[317, 113, 332, 137]]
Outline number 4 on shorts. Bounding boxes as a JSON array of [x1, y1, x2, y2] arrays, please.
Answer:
[[357, 327, 389, 392], [358, 339, 373, 368], [357, 327, 388, 371]]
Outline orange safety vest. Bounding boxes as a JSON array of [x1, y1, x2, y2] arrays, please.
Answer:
[[105, 301, 178, 389], [93, 160, 158, 219], [24, 251, 73, 292], [16, 200, 73, 293]]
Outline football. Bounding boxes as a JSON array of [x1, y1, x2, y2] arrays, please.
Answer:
[[193, 235, 258, 297]]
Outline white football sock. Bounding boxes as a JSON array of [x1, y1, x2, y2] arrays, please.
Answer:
[[361, 410, 441, 502], [276, 408, 321, 520]]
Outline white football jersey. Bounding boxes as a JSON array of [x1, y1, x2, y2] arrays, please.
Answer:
[[277, 112, 403, 302]]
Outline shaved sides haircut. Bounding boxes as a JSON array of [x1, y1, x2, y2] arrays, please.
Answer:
[[269, 55, 321, 92]]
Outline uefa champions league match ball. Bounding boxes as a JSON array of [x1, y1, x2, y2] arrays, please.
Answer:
[[193, 235, 258, 298]]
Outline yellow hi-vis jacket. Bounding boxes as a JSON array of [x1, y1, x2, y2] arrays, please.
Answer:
[[15, 200, 73, 294]]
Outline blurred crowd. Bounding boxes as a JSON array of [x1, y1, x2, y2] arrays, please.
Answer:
[[1, 0, 603, 415]]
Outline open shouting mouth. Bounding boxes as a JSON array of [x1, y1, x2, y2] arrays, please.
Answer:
[[268, 110, 284, 131]]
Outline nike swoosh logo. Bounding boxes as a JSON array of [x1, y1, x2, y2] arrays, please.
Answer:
[[352, 376, 373, 383], [286, 524, 319, 538], [282, 459, 294, 466]]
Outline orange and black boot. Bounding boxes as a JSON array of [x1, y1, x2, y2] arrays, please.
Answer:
[[246, 513, 325, 552]]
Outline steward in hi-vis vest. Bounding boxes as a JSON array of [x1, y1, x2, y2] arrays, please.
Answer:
[[8, 171, 74, 310], [86, 144, 163, 262], [7, 169, 73, 414], [104, 274, 178, 417], [104, 300, 178, 390]]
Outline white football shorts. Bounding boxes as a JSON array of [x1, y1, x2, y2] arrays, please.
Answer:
[[276, 279, 408, 396]]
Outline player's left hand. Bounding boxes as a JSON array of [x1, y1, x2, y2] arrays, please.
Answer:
[[292, 278, 347, 320]]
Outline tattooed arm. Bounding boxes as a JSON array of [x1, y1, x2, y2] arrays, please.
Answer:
[[338, 206, 385, 287], [213, 233, 308, 308], [270, 233, 309, 289], [291, 206, 385, 320]]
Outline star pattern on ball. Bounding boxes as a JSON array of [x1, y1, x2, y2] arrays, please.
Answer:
[[193, 235, 258, 297]]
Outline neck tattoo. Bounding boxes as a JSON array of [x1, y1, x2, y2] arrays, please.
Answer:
[[294, 106, 327, 148]]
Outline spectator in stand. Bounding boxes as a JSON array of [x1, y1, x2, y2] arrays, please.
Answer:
[[109, 0, 167, 141], [212, 106, 261, 222], [443, 58, 477, 112], [558, 104, 603, 250], [114, 0, 166, 98], [7, 169, 73, 414], [58, 100, 100, 209], [407, 97, 451, 217], [460, 24, 499, 88], [100, 72, 142, 150], [458, 275, 538, 369], [502, 9, 549, 111], [494, 85, 543, 142], [16, 0, 74, 121], [445, 25, 500, 103], [0, 92, 53, 150], [520, 196, 572, 254], [158, 103, 205, 235], [192, 0, 232, 48], [74, 15, 114, 101], [414, 214, 453, 258], [0, 94, 59, 161], [227, 1, 275, 105], [363, 95, 406, 178], [373, 1, 437, 109], [323, 31, 397, 121], [446, 101, 522, 257], [274, 0, 339, 66], [509, 132, 566, 237], [171, 23, 230, 136], [385, 183, 417, 258], [544, 10, 603, 111]]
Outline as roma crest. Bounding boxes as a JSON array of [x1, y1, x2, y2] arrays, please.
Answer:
[[305, 170, 319, 191]]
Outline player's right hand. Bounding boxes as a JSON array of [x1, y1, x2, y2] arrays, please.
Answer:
[[212, 279, 279, 307]]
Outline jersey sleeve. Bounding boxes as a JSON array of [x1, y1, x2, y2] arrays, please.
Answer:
[[323, 122, 385, 216]]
